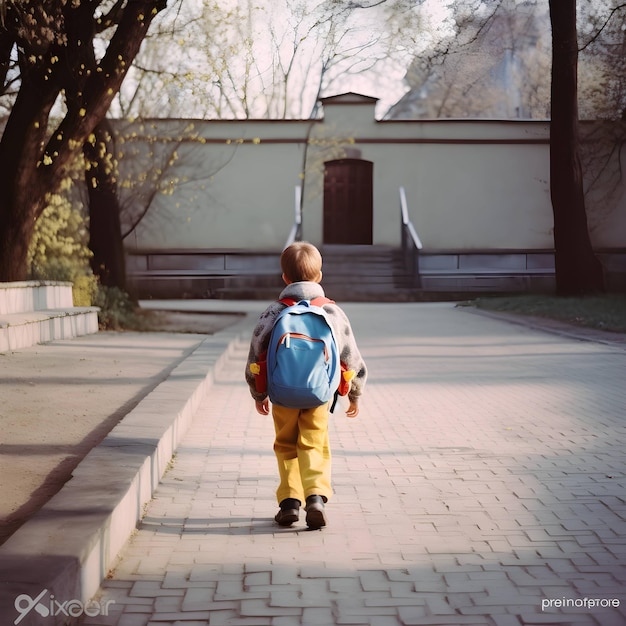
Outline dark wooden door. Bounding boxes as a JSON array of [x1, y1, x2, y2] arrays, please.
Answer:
[[323, 159, 373, 244]]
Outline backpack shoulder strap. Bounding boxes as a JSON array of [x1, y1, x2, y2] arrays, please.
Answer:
[[278, 296, 335, 307], [311, 296, 335, 306], [278, 297, 297, 307]]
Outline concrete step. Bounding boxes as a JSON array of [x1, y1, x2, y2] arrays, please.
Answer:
[[215, 283, 425, 303], [131, 275, 284, 300], [0, 281, 74, 315], [0, 282, 99, 350], [319, 244, 412, 290], [0, 308, 100, 351]]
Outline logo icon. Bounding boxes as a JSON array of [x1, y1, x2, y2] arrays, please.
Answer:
[[14, 590, 49, 624]]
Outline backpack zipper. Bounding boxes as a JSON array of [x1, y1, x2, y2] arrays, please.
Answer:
[[278, 333, 328, 360]]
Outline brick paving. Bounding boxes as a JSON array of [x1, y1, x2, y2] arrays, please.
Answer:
[[81, 303, 626, 626]]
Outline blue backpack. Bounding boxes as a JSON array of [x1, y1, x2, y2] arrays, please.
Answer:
[[266, 297, 341, 409]]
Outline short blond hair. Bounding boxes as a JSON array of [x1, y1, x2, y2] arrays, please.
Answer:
[[281, 241, 322, 283]]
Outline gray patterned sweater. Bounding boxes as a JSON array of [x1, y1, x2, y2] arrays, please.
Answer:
[[245, 281, 367, 405]]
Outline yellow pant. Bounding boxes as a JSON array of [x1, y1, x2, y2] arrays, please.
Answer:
[[272, 403, 332, 504]]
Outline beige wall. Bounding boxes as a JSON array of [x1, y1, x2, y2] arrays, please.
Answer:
[[117, 94, 625, 254], [120, 119, 309, 251]]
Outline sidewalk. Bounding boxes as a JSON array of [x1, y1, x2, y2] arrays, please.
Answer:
[[75, 302, 626, 626], [0, 331, 210, 545]]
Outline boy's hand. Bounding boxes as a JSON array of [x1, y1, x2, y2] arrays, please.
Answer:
[[255, 398, 270, 415], [346, 400, 359, 418]]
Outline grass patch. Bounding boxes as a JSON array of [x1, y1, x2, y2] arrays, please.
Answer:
[[467, 294, 626, 333]]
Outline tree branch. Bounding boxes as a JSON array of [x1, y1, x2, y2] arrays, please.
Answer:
[[579, 3, 626, 51]]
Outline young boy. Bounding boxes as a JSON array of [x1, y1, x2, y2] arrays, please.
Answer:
[[245, 241, 367, 529]]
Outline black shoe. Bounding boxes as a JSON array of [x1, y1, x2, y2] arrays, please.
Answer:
[[274, 498, 301, 526], [305, 495, 327, 529]]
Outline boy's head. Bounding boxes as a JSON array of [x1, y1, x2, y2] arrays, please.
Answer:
[[281, 241, 322, 284]]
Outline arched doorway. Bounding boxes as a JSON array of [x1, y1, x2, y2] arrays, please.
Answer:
[[323, 158, 373, 245]]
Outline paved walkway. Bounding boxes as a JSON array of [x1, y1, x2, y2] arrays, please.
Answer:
[[81, 303, 626, 626]]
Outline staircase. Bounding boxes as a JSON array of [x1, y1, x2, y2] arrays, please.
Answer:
[[216, 245, 414, 301], [0, 281, 99, 351], [317, 245, 414, 301]]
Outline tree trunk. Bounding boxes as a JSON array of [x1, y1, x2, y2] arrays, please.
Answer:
[[0, 209, 39, 282], [0, 74, 58, 281], [549, 0, 604, 294], [84, 120, 127, 290]]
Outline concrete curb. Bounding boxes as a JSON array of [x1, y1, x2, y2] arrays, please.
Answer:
[[462, 304, 626, 348], [0, 315, 253, 626]]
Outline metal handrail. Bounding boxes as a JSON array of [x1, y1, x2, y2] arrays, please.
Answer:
[[284, 185, 302, 249], [400, 186, 423, 250], [400, 186, 422, 287]]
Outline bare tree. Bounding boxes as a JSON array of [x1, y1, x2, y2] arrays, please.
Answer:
[[112, 0, 423, 120], [387, 0, 551, 119], [578, 2, 626, 120], [388, 1, 626, 122]]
